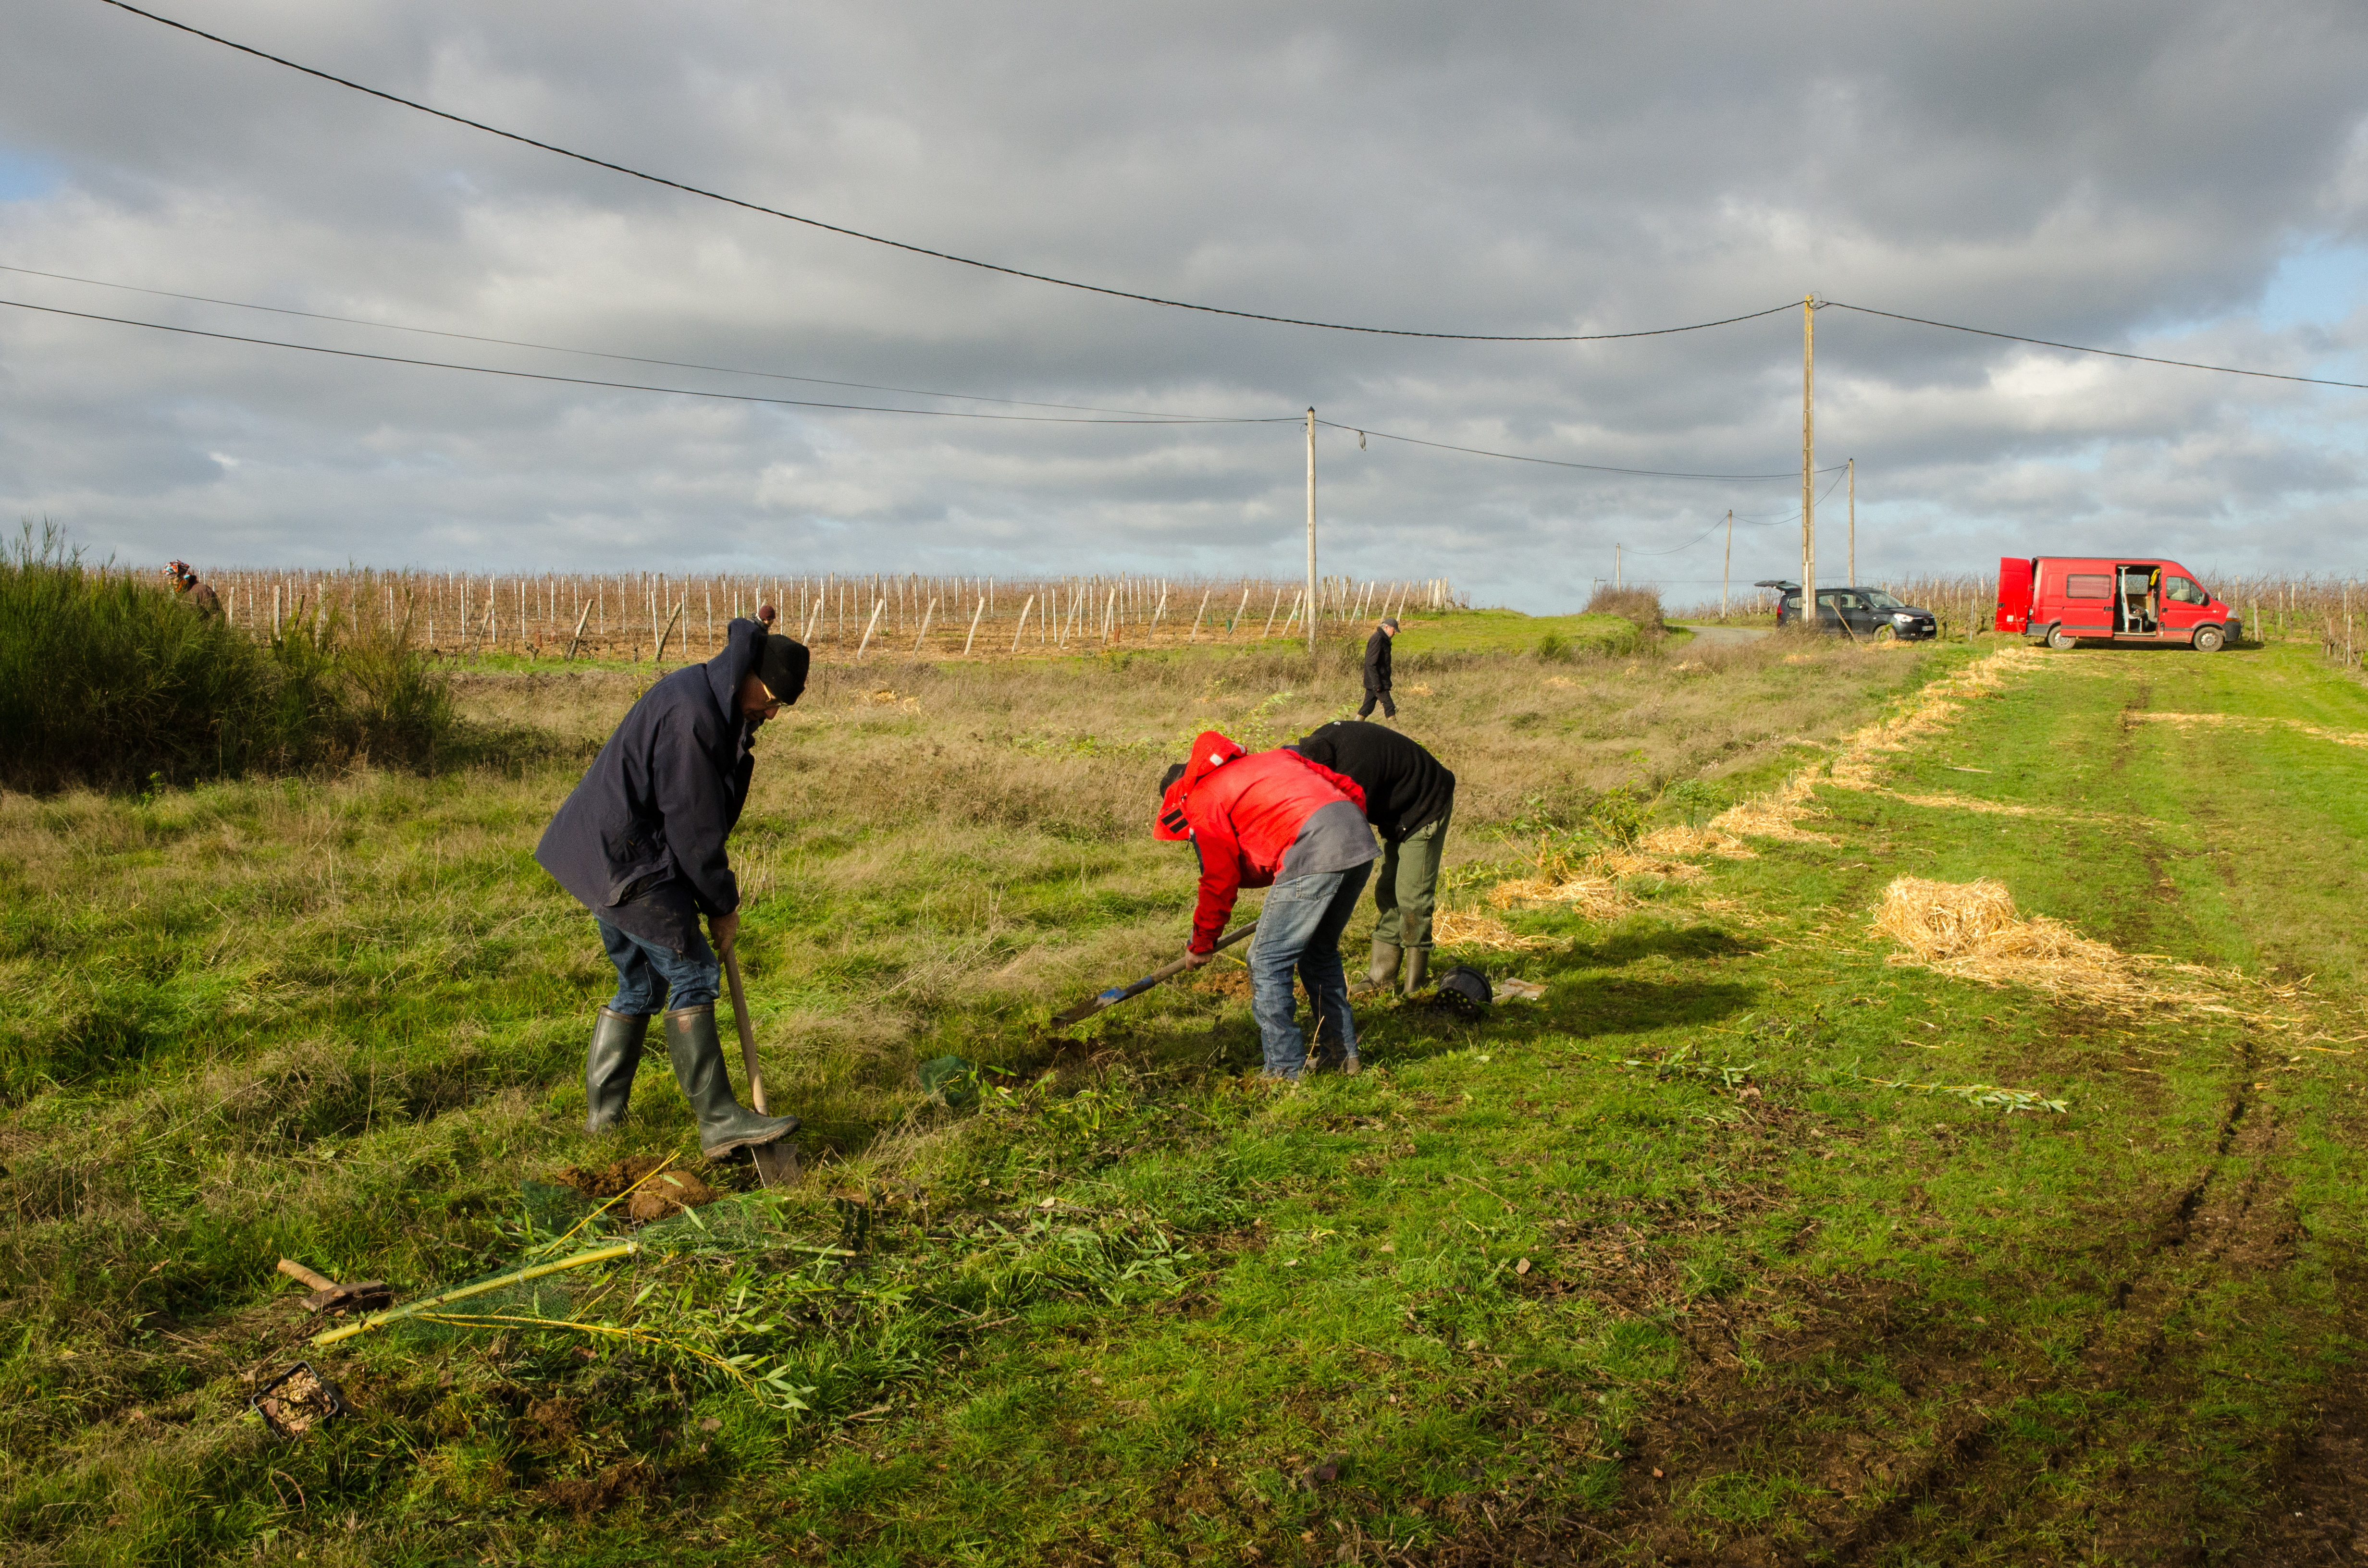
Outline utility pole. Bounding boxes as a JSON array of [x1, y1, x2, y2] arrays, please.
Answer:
[[1847, 457, 1856, 585], [1615, 544, 1622, 588], [1305, 408, 1318, 657], [1801, 294, 1817, 627], [1722, 509, 1733, 619]]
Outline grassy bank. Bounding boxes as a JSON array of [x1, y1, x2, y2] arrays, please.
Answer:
[[3, 630, 2363, 1564], [0, 528, 455, 792]]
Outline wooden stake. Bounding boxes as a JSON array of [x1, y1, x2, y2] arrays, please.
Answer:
[[855, 598, 885, 660], [1190, 586, 1212, 641], [1010, 594, 1036, 653], [654, 598, 686, 665], [963, 596, 987, 656], [913, 597, 937, 654], [565, 599, 592, 662], [1229, 584, 1252, 640]]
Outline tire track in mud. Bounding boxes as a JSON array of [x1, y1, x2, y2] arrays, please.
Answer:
[[1819, 1047, 2291, 1566], [1449, 654, 2324, 1565]]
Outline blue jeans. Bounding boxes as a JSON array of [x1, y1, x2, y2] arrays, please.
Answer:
[[1246, 863, 1372, 1079], [599, 919, 720, 1014]]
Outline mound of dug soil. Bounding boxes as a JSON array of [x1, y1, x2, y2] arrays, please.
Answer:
[[551, 1156, 724, 1221]]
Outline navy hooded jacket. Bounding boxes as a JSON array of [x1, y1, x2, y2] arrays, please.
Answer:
[[534, 616, 769, 951]]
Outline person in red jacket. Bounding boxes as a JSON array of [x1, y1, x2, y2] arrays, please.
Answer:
[[1156, 730, 1377, 1078]]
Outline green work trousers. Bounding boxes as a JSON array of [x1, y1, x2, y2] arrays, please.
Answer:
[[1372, 806, 1451, 951]]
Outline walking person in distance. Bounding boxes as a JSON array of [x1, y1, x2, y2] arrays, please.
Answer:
[[1358, 616, 1399, 719]]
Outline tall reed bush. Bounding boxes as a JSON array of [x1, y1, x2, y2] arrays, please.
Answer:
[[0, 525, 453, 791]]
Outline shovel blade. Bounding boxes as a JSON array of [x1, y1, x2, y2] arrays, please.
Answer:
[[751, 1140, 800, 1189]]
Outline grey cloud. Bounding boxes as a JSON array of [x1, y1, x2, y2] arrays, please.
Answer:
[[2, 0, 2365, 609]]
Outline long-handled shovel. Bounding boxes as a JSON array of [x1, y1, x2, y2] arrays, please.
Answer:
[[1052, 922, 1256, 1027], [722, 946, 800, 1188]]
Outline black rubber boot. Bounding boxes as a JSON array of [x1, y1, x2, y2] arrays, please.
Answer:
[[662, 1004, 800, 1159], [1402, 947, 1431, 994], [584, 1006, 649, 1133], [1366, 940, 1402, 992]]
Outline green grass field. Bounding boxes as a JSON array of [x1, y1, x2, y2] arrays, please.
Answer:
[[3, 618, 2363, 1565]]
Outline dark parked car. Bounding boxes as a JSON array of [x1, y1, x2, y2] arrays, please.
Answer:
[[1755, 580, 1938, 641]]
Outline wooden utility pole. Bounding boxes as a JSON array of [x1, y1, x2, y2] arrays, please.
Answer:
[[1801, 294, 1817, 625], [1722, 510, 1733, 618], [1305, 409, 1318, 656], [1847, 457, 1856, 585], [1615, 544, 1623, 588]]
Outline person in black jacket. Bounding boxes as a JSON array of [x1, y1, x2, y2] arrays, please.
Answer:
[[1293, 720, 1454, 992], [1358, 618, 1398, 719], [534, 611, 808, 1158]]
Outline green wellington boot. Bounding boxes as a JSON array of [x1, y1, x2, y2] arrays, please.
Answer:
[[662, 1004, 800, 1159], [1366, 939, 1403, 991], [1402, 947, 1431, 994], [584, 1006, 650, 1133]]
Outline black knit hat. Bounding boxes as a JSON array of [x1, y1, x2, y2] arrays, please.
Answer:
[[757, 635, 809, 705]]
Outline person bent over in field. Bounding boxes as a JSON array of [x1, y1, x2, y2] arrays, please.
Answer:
[[1293, 720, 1455, 994], [1157, 730, 1375, 1078], [163, 561, 221, 617], [534, 608, 806, 1158]]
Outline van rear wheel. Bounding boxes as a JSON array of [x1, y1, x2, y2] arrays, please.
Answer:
[[2193, 625, 2225, 653], [2046, 625, 2078, 650]]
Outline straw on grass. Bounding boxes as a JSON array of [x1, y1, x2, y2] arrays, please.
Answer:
[[1433, 908, 1554, 951]]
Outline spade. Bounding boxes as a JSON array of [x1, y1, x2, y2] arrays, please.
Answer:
[[723, 946, 800, 1189]]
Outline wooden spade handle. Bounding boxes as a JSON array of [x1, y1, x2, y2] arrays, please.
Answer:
[[723, 947, 770, 1115], [277, 1258, 337, 1292]]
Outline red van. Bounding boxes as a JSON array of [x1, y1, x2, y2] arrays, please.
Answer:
[[1995, 556, 2240, 651]]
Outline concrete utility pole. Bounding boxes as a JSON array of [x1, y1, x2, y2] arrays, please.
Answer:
[[1305, 408, 1318, 656], [1722, 509, 1733, 618], [1615, 544, 1623, 588], [1847, 457, 1856, 585], [1801, 294, 1817, 626]]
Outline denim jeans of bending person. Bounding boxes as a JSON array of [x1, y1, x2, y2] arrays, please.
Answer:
[[1246, 862, 1372, 1079], [599, 918, 721, 1015]]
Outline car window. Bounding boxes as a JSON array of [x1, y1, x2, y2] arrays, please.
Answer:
[[2066, 573, 2112, 600], [1862, 589, 1905, 610], [2164, 575, 2207, 605]]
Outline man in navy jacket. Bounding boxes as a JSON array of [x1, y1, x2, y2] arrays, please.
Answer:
[[535, 611, 807, 1158]]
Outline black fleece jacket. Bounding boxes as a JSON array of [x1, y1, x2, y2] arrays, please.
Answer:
[[1291, 720, 1454, 841], [1362, 627, 1393, 691]]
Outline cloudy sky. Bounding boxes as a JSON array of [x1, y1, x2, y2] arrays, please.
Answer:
[[3, 0, 2365, 610]]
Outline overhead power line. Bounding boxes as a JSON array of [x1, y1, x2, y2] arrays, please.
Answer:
[[1823, 299, 2368, 392], [1316, 417, 1847, 482], [93, 0, 1797, 345], [1625, 466, 1849, 555], [0, 297, 1298, 426], [0, 260, 1261, 421]]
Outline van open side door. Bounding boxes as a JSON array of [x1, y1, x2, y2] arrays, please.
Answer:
[[1995, 557, 2034, 633], [2114, 565, 2163, 638]]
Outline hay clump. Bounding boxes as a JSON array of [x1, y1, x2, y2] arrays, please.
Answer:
[[1433, 907, 1553, 951], [1871, 876, 2152, 1004], [1487, 874, 1626, 920], [1640, 823, 1755, 858], [1590, 849, 1707, 882]]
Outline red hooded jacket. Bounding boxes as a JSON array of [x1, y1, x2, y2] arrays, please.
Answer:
[[1155, 730, 1367, 952]]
